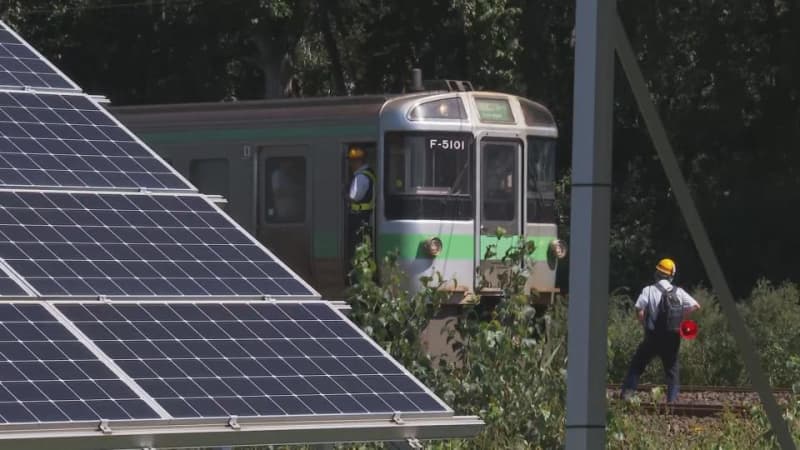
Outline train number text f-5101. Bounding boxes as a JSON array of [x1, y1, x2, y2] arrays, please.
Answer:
[[427, 137, 467, 151]]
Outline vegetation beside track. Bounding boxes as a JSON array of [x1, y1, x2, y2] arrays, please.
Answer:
[[188, 241, 800, 449], [342, 240, 800, 448]]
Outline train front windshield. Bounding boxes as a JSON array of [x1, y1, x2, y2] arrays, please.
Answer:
[[384, 132, 556, 224], [384, 132, 475, 220]]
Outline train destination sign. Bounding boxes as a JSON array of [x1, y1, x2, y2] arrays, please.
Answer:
[[475, 97, 515, 123], [427, 136, 468, 151]]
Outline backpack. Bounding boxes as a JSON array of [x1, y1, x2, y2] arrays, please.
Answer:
[[654, 284, 683, 334]]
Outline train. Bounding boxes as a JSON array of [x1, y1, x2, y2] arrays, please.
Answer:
[[110, 80, 567, 304]]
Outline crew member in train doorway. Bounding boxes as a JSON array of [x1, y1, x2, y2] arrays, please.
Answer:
[[346, 145, 376, 283], [620, 258, 701, 403]]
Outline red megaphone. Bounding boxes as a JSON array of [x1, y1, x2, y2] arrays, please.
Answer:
[[679, 320, 698, 339]]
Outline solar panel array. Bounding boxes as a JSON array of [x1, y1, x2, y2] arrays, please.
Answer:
[[0, 191, 314, 297], [0, 91, 191, 190], [0, 23, 79, 92], [0, 301, 450, 424], [0, 22, 313, 299], [0, 303, 159, 423], [59, 302, 447, 419], [0, 19, 461, 442]]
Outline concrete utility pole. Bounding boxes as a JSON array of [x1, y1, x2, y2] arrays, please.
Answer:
[[564, 0, 616, 448]]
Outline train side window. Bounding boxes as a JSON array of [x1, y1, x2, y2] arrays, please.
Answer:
[[481, 142, 517, 222], [527, 137, 556, 223], [189, 158, 230, 198], [265, 157, 306, 223]]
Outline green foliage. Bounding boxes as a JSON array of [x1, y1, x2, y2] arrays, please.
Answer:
[[437, 297, 567, 448], [345, 237, 449, 375], [607, 401, 800, 449], [341, 240, 800, 449], [608, 279, 800, 388], [342, 235, 567, 449], [742, 280, 800, 386], [476, 229, 537, 296]]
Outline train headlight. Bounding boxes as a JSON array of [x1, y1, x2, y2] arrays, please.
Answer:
[[437, 101, 450, 117], [424, 237, 443, 257], [549, 239, 568, 259]]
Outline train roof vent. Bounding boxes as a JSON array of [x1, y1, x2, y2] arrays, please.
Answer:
[[446, 80, 473, 92], [422, 79, 474, 92]]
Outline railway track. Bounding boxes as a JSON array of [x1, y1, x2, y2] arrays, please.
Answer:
[[607, 384, 794, 418]]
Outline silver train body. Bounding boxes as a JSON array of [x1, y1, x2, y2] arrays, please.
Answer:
[[111, 90, 564, 302]]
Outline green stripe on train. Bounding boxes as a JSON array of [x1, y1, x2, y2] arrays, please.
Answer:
[[313, 231, 339, 258], [139, 125, 375, 145], [377, 234, 553, 261]]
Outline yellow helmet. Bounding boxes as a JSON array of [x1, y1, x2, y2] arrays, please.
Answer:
[[656, 258, 676, 277], [347, 146, 366, 160]]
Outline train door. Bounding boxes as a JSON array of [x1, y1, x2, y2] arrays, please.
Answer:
[[257, 147, 312, 280], [475, 137, 523, 293]]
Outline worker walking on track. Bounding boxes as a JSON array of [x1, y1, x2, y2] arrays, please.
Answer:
[[620, 258, 701, 403]]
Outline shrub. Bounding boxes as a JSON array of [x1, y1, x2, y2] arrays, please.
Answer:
[[344, 236, 568, 449], [608, 279, 800, 388], [326, 236, 800, 448], [743, 280, 800, 386]]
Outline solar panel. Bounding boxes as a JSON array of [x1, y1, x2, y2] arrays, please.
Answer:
[[0, 191, 315, 298], [0, 91, 190, 190], [0, 22, 80, 92], [0, 303, 159, 423], [0, 20, 481, 448], [57, 302, 449, 418]]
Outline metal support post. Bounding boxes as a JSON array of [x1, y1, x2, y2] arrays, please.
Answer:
[[613, 14, 796, 450], [565, 0, 616, 449]]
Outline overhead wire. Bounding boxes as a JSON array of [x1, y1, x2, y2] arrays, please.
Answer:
[[13, 0, 219, 15]]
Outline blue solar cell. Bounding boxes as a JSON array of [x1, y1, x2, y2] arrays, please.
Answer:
[[0, 272, 26, 296], [352, 394, 393, 412], [245, 397, 285, 415], [0, 303, 159, 423], [167, 379, 205, 397], [272, 321, 309, 339], [156, 399, 197, 418], [136, 379, 176, 398], [273, 396, 311, 415], [59, 302, 449, 419], [328, 395, 367, 413], [0, 191, 314, 297], [0, 90, 190, 189], [55, 401, 96, 421], [307, 376, 345, 395], [186, 398, 226, 417]]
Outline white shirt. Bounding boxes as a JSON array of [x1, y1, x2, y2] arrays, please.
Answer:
[[349, 165, 373, 202], [635, 279, 699, 327]]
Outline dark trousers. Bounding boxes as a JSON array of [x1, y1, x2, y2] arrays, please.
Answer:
[[621, 330, 682, 402]]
